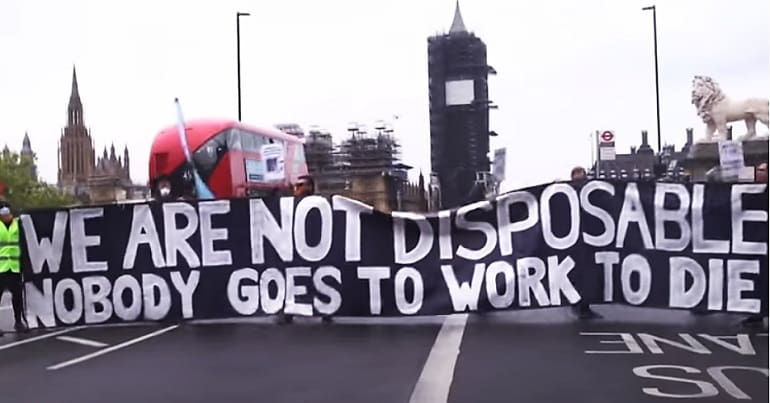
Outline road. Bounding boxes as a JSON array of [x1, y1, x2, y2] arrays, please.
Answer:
[[0, 297, 767, 403]]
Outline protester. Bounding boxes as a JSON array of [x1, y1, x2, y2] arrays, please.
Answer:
[[569, 167, 602, 319], [0, 201, 28, 334], [278, 174, 333, 324], [154, 177, 175, 201]]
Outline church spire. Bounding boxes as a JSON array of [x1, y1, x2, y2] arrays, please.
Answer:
[[68, 65, 84, 126], [21, 132, 32, 155], [70, 65, 81, 106], [449, 0, 467, 34]]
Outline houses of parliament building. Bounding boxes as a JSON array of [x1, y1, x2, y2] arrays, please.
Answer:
[[57, 67, 148, 204]]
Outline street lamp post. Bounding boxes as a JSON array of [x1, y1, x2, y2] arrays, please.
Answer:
[[642, 5, 661, 154], [236, 12, 250, 121]]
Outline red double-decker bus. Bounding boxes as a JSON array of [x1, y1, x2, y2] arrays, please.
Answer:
[[148, 119, 308, 199]]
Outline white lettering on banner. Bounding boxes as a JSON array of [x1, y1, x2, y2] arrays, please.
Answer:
[[21, 211, 68, 274], [496, 191, 539, 256], [226, 267, 341, 316], [70, 208, 108, 273], [112, 275, 142, 321], [260, 268, 285, 315], [455, 201, 497, 261], [441, 258, 578, 311], [250, 198, 294, 264], [691, 185, 730, 254], [123, 204, 165, 269], [24, 271, 199, 328], [692, 184, 730, 254], [441, 263, 485, 312], [438, 210, 453, 260], [596, 253, 657, 305], [517, 257, 550, 307], [598, 251, 761, 313], [198, 200, 232, 267], [285, 267, 312, 316], [580, 181, 616, 247], [621, 254, 651, 305], [170, 271, 200, 318], [616, 183, 654, 250], [633, 365, 769, 400], [313, 266, 342, 315], [484, 261, 516, 309], [669, 257, 707, 309], [726, 260, 760, 312], [332, 196, 372, 262], [162, 203, 201, 268], [707, 259, 724, 311], [294, 196, 333, 262], [355, 266, 425, 315], [594, 251, 620, 302], [142, 273, 172, 320], [547, 256, 580, 305], [357, 266, 390, 315], [654, 183, 692, 252], [227, 268, 260, 315], [393, 212, 433, 265], [82, 276, 112, 324], [55, 278, 83, 324], [731, 184, 768, 255], [540, 183, 580, 250], [394, 267, 424, 315]]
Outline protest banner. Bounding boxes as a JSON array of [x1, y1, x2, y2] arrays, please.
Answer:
[[18, 181, 768, 328]]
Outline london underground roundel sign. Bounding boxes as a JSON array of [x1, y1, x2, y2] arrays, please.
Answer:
[[600, 131, 614, 143]]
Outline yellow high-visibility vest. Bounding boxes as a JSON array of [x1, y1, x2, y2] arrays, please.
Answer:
[[0, 219, 20, 274]]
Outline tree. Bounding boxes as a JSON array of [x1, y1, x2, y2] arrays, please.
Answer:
[[0, 151, 74, 211]]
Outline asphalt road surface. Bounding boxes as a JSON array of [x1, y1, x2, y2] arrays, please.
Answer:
[[0, 299, 766, 403]]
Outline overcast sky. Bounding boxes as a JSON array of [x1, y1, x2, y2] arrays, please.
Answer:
[[1, 0, 768, 192]]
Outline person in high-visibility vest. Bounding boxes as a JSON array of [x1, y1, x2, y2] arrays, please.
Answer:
[[0, 201, 28, 334]]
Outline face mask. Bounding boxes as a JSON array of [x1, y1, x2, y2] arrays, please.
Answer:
[[0, 207, 10, 216]]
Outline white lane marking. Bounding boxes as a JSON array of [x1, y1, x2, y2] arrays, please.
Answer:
[[0, 327, 86, 351], [56, 335, 109, 348], [47, 325, 179, 371], [409, 314, 469, 403]]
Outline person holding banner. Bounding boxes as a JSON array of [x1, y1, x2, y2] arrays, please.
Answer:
[[278, 175, 333, 324], [0, 201, 28, 334]]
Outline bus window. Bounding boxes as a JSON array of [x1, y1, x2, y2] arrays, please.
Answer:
[[193, 129, 229, 181], [241, 130, 266, 153], [226, 128, 242, 151]]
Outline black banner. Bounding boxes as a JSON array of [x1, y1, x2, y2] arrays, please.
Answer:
[[18, 181, 768, 328]]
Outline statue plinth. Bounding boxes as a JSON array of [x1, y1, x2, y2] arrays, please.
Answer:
[[682, 138, 768, 181]]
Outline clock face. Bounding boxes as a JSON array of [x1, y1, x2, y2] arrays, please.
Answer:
[[445, 79, 475, 106]]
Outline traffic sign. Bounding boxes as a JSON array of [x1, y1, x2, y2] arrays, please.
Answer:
[[600, 130, 615, 143]]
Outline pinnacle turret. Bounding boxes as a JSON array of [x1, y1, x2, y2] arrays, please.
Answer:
[[449, 0, 467, 34]]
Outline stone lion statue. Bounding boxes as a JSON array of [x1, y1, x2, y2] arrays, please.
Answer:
[[691, 75, 769, 142]]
